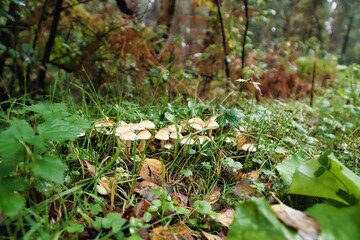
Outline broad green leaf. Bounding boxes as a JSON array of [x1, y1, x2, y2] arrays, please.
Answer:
[[26, 103, 69, 120], [37, 119, 82, 142], [194, 200, 212, 214], [66, 222, 84, 233], [276, 152, 307, 186], [92, 217, 103, 229], [0, 118, 34, 139], [306, 203, 360, 240], [0, 192, 25, 218], [31, 156, 67, 184], [289, 152, 360, 205], [227, 198, 299, 240], [0, 176, 27, 192]]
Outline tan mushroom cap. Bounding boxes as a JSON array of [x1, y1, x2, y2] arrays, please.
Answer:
[[180, 136, 195, 145], [137, 129, 152, 140], [131, 123, 145, 132], [205, 119, 219, 129], [96, 177, 111, 195], [94, 121, 114, 135], [115, 125, 132, 136], [189, 123, 203, 131], [209, 114, 221, 121], [164, 143, 173, 149], [167, 124, 182, 133], [170, 131, 182, 140], [194, 135, 211, 144], [140, 120, 156, 129], [155, 130, 170, 141], [118, 120, 127, 126], [241, 143, 256, 152], [120, 131, 136, 141], [188, 117, 205, 127]]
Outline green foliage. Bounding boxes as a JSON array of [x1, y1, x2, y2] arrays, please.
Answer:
[[227, 198, 299, 240], [289, 151, 360, 205], [306, 203, 360, 240], [0, 102, 89, 217]]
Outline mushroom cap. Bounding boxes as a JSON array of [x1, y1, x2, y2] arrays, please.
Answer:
[[189, 123, 203, 131], [94, 120, 114, 128], [155, 129, 170, 141], [137, 129, 152, 140], [241, 143, 256, 152], [167, 124, 182, 133], [131, 123, 145, 132], [194, 135, 211, 144], [188, 117, 205, 127], [120, 131, 136, 141], [164, 143, 173, 149], [118, 120, 127, 126], [140, 120, 156, 129], [115, 125, 132, 136], [209, 114, 221, 121], [204, 119, 219, 129], [170, 131, 182, 140], [96, 177, 111, 195], [180, 136, 195, 145]]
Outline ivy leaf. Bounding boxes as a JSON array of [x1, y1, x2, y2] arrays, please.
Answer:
[[31, 156, 67, 184]]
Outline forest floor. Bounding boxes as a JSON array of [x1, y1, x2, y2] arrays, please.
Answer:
[[0, 65, 359, 239]]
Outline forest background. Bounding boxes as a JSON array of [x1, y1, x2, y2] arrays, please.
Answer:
[[1, 0, 359, 102]]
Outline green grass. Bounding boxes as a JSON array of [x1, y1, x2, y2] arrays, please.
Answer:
[[0, 65, 359, 239]]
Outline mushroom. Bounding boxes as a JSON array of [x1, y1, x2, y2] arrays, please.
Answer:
[[180, 136, 195, 151], [137, 129, 152, 152], [241, 143, 256, 152], [94, 120, 114, 135], [164, 143, 173, 150], [115, 124, 132, 147], [155, 129, 170, 150], [140, 120, 156, 130], [188, 117, 205, 127], [131, 123, 145, 133], [194, 135, 211, 145], [96, 177, 111, 195], [204, 119, 219, 136], [169, 131, 182, 144], [120, 131, 136, 154], [167, 124, 182, 133]]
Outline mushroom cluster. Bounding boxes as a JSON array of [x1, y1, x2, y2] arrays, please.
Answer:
[[92, 115, 255, 155]]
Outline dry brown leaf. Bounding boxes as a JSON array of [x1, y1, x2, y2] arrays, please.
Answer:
[[171, 191, 189, 207], [208, 186, 221, 207], [237, 169, 259, 182], [236, 133, 247, 150], [271, 204, 321, 240], [140, 158, 164, 185], [136, 199, 151, 218], [134, 181, 162, 201], [233, 179, 261, 200], [201, 230, 223, 240], [152, 223, 193, 240], [83, 160, 96, 177], [215, 208, 234, 228]]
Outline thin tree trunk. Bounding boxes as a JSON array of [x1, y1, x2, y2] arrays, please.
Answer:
[[37, 0, 63, 91], [341, 15, 353, 55], [241, 0, 249, 73], [157, 0, 176, 39], [215, 0, 229, 79]]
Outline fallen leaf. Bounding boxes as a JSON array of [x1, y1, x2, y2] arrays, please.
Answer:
[[215, 208, 234, 228], [136, 199, 150, 218], [171, 191, 189, 207], [236, 133, 247, 150], [271, 204, 320, 240], [140, 158, 164, 185], [241, 143, 256, 152], [84, 160, 96, 177], [134, 181, 162, 201], [233, 178, 261, 200], [96, 177, 111, 195], [237, 169, 259, 182], [201, 230, 223, 240], [208, 186, 221, 207], [152, 223, 193, 240]]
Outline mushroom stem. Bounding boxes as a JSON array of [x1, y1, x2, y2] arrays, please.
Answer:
[[138, 139, 146, 152], [160, 140, 165, 150]]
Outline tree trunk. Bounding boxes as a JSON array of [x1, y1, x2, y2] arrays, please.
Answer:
[[157, 0, 176, 38], [215, 0, 229, 79], [37, 0, 63, 91], [241, 0, 249, 73], [341, 15, 353, 55], [115, 0, 133, 16]]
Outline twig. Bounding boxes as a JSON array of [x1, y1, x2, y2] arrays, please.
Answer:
[[241, 0, 249, 74]]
